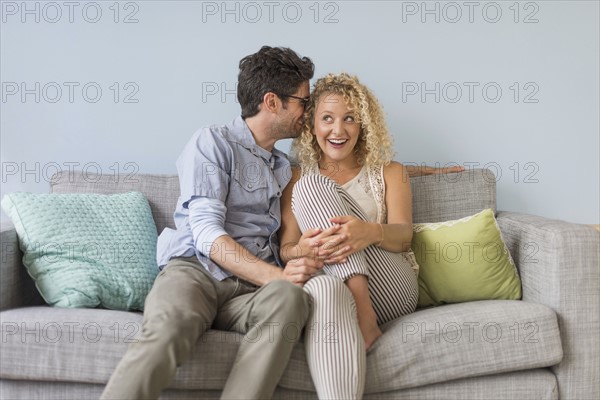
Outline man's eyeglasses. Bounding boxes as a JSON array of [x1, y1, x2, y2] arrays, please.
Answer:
[[283, 95, 310, 108]]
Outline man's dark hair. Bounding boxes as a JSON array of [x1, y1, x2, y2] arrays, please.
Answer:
[[238, 46, 315, 118]]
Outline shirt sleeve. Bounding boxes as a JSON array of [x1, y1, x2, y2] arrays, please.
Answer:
[[176, 126, 232, 209], [188, 196, 228, 256]]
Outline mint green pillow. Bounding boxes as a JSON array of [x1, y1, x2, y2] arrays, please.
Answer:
[[412, 209, 522, 307], [1, 192, 158, 310]]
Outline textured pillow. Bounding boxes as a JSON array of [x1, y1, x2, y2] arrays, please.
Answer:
[[1, 191, 158, 310], [412, 208, 521, 307]]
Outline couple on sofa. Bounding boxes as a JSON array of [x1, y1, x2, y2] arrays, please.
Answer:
[[101, 46, 461, 400]]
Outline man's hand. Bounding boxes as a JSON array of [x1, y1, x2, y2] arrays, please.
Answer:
[[282, 257, 324, 287]]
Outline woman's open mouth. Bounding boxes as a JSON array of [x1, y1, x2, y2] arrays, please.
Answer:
[[327, 139, 348, 148]]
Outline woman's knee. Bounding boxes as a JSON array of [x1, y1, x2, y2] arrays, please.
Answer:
[[292, 174, 338, 201]]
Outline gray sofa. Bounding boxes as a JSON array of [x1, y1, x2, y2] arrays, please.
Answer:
[[1, 168, 598, 399]]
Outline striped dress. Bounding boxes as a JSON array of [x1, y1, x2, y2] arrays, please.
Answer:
[[294, 164, 419, 399]]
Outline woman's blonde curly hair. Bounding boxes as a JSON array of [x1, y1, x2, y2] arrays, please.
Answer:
[[291, 73, 394, 169]]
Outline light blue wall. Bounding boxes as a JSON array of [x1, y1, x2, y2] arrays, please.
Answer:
[[2, 0, 599, 224]]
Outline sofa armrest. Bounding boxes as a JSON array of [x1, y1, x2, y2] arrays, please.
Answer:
[[0, 222, 44, 310], [497, 211, 599, 400]]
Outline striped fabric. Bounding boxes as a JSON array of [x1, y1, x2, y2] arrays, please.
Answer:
[[302, 275, 365, 398], [291, 173, 418, 325]]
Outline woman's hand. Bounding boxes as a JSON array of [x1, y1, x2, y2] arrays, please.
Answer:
[[288, 224, 349, 261], [324, 216, 380, 262]]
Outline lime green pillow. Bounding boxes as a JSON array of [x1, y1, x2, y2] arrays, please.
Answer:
[[412, 209, 522, 307], [1, 191, 158, 311]]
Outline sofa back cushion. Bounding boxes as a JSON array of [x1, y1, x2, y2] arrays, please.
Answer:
[[409, 168, 496, 223], [51, 174, 180, 234], [50, 168, 496, 233]]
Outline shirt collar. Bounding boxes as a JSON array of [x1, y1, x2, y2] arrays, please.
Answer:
[[231, 116, 287, 164]]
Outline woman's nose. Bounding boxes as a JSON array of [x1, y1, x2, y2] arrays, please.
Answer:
[[332, 119, 343, 134]]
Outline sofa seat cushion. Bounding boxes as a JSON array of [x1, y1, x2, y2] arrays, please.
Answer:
[[0, 300, 562, 393], [0, 306, 259, 389], [364, 300, 563, 392]]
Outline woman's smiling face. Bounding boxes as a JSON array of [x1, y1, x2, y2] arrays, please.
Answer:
[[313, 93, 362, 167]]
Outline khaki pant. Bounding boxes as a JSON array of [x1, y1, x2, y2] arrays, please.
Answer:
[[100, 257, 312, 400]]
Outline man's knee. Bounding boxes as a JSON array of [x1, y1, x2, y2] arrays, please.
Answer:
[[142, 309, 207, 342], [256, 280, 311, 323], [136, 310, 209, 361]]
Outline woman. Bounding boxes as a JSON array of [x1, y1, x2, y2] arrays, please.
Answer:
[[279, 73, 422, 398]]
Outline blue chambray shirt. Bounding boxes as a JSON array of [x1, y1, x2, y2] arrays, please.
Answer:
[[156, 116, 291, 281]]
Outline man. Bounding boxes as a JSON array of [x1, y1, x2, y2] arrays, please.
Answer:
[[101, 46, 321, 400]]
